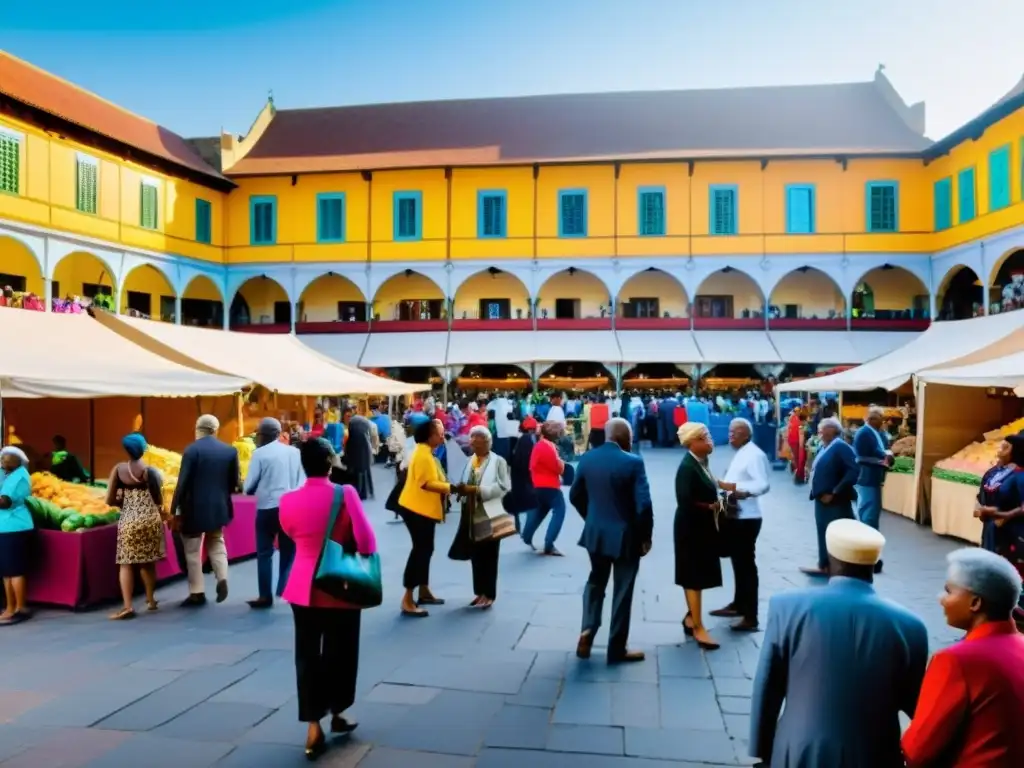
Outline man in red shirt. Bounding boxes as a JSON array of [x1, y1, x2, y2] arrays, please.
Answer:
[[902, 547, 1024, 766], [522, 420, 567, 556]]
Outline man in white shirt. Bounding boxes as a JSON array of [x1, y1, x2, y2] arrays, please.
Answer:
[[244, 418, 305, 609], [488, 394, 519, 461], [712, 417, 771, 631], [546, 397, 567, 426]]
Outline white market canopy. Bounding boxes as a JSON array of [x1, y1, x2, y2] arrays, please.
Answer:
[[777, 312, 1024, 393], [90, 312, 425, 396], [918, 351, 1024, 389], [0, 307, 246, 398]]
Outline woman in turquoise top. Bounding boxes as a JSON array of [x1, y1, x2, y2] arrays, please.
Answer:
[[0, 446, 34, 625]]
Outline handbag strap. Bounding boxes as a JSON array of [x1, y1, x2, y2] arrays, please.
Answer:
[[317, 484, 347, 564]]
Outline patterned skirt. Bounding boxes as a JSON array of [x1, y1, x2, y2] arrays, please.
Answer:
[[116, 488, 166, 565]]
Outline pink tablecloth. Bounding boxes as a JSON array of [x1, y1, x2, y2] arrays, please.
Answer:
[[27, 495, 257, 610]]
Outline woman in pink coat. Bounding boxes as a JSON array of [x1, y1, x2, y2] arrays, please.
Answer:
[[280, 438, 378, 760]]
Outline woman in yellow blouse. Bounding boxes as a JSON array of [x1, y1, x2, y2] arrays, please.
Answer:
[[398, 419, 457, 617]]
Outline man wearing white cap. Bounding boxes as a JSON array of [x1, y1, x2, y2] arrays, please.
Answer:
[[750, 519, 928, 767], [170, 414, 240, 607]]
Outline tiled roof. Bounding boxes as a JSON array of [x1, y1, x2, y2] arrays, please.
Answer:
[[0, 51, 228, 185], [227, 80, 931, 175]]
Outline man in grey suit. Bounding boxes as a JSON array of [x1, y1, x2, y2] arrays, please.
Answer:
[[569, 418, 653, 664], [801, 417, 858, 576], [750, 519, 928, 767], [170, 414, 241, 608]]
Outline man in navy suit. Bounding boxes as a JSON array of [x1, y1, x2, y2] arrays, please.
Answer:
[[801, 417, 858, 576], [750, 519, 928, 766], [569, 418, 653, 664], [853, 405, 892, 573]]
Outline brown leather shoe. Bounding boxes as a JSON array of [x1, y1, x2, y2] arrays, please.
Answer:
[[608, 650, 646, 664], [576, 630, 594, 660], [730, 618, 760, 633], [709, 605, 740, 618]]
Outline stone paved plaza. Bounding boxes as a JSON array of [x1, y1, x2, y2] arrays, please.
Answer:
[[0, 447, 965, 767]]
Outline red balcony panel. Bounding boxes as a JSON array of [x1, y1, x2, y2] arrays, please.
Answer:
[[691, 317, 765, 330], [850, 318, 931, 332], [295, 321, 370, 334], [768, 318, 847, 331], [535, 318, 613, 331], [451, 319, 533, 331], [371, 319, 449, 333], [615, 317, 691, 330], [232, 323, 291, 334]]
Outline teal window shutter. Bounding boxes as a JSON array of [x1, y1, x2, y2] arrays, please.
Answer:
[[785, 185, 815, 233], [637, 187, 666, 236], [558, 190, 587, 236], [709, 186, 737, 235], [0, 129, 20, 195], [989, 145, 1011, 212], [317, 193, 346, 242], [76, 155, 98, 214], [866, 182, 898, 232], [195, 199, 212, 244], [250, 195, 277, 245], [958, 168, 976, 223], [477, 190, 507, 238], [933, 177, 952, 231], [394, 191, 422, 240]]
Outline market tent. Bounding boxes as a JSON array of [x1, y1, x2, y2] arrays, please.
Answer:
[[90, 311, 421, 396], [360, 331, 449, 369], [615, 331, 701, 365], [776, 312, 1024, 392], [848, 331, 919, 363], [769, 332, 860, 365], [297, 333, 368, 366], [446, 331, 535, 367], [693, 331, 781, 364], [0, 307, 246, 397]]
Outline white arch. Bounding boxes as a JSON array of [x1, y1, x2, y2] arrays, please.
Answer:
[[229, 273, 292, 306], [693, 265, 766, 301], [934, 263, 981, 300], [850, 263, 928, 298], [296, 270, 368, 302], [47, 243, 120, 286], [535, 267, 613, 300], [368, 265, 447, 301], [0, 227, 45, 274], [226, 267, 295, 305], [181, 272, 227, 302], [121, 260, 177, 295], [766, 266, 846, 308], [616, 265, 690, 301], [450, 267, 531, 299], [987, 246, 1024, 289]]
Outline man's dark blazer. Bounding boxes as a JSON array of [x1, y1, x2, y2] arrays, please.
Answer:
[[170, 435, 240, 535], [569, 442, 653, 560], [809, 439, 859, 504]]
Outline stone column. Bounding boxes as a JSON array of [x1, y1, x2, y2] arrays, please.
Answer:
[[174, 295, 182, 324]]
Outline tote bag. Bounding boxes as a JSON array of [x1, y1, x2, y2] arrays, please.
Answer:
[[313, 484, 383, 608]]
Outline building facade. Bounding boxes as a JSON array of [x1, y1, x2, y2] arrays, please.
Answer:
[[2, 51, 1024, 381]]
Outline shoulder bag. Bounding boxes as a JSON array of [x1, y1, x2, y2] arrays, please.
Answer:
[[313, 484, 383, 608]]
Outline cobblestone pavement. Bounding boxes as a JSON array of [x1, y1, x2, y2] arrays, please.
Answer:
[[0, 447, 964, 767]]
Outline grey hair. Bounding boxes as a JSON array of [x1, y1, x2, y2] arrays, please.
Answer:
[[468, 425, 492, 444], [819, 417, 843, 433], [729, 417, 753, 435], [196, 414, 220, 435], [866, 405, 885, 419], [604, 416, 632, 440], [947, 547, 1023, 619]]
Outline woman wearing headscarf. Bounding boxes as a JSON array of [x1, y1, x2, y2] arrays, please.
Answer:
[[448, 426, 511, 609], [674, 423, 723, 650], [342, 414, 374, 501], [106, 433, 165, 620], [0, 446, 33, 625], [975, 433, 1024, 620]]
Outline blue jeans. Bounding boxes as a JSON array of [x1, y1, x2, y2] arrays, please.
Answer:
[[256, 507, 296, 600], [522, 488, 566, 552], [855, 485, 882, 531]]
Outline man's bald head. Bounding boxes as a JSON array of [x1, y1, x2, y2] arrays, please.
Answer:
[[605, 417, 633, 452]]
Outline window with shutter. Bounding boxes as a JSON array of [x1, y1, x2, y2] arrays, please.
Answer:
[[0, 129, 20, 195], [393, 191, 422, 240], [249, 195, 277, 245], [988, 145, 1011, 212], [638, 187, 666, 236], [709, 186, 737, 235], [195, 199, 212, 244], [785, 185, 815, 234], [934, 177, 953, 231], [866, 182, 898, 232], [317, 193, 346, 242], [558, 190, 587, 237], [478, 191, 507, 238], [76, 155, 98, 214], [958, 168, 976, 223], [140, 180, 158, 230]]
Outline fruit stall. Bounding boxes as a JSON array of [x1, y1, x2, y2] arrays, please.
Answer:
[[882, 436, 917, 520]]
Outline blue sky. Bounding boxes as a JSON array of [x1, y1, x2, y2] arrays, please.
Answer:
[[3, 0, 1022, 140]]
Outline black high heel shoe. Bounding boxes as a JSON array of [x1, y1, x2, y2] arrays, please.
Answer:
[[682, 612, 694, 637], [305, 732, 327, 761]]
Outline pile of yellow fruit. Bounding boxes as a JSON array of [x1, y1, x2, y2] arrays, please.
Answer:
[[143, 439, 255, 516], [30, 472, 117, 517], [935, 416, 1024, 478]]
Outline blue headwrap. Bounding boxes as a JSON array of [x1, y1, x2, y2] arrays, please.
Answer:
[[122, 433, 148, 461]]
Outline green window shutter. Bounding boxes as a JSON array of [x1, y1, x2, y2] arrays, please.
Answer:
[[989, 145, 1011, 212], [195, 199, 212, 243], [76, 157, 98, 214], [317, 194, 345, 242], [0, 132, 20, 194], [250, 196, 277, 244], [638, 189, 665, 236], [933, 177, 952, 231], [482, 195, 505, 236], [710, 187, 737, 235], [867, 182, 898, 232], [558, 191, 587, 236], [140, 183, 158, 229]]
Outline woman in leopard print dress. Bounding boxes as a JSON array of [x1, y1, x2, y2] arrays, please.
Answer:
[[105, 433, 165, 620]]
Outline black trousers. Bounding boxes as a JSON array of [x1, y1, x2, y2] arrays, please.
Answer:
[[582, 552, 640, 657], [728, 518, 763, 621], [471, 540, 500, 599], [291, 604, 361, 722], [402, 511, 437, 589]]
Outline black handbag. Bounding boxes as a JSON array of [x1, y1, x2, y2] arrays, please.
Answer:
[[385, 468, 407, 514], [561, 462, 576, 486]]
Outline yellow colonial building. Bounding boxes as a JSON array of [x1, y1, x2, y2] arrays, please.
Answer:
[[2, 49, 1024, 383]]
